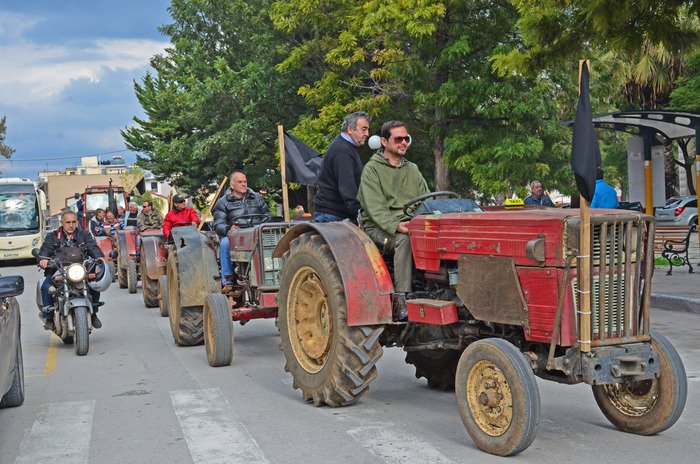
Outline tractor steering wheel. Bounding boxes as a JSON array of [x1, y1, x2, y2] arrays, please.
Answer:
[[233, 213, 269, 229], [402, 191, 460, 218]]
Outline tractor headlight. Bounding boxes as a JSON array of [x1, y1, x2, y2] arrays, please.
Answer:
[[67, 263, 87, 283]]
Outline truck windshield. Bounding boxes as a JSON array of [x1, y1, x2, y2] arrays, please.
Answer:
[[0, 192, 39, 232]]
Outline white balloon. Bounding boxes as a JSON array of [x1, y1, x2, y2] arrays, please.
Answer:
[[368, 135, 382, 150]]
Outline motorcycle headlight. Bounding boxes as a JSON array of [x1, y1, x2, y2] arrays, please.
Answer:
[[67, 263, 87, 283]]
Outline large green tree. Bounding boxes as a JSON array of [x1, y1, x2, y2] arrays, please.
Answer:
[[122, 0, 312, 197]]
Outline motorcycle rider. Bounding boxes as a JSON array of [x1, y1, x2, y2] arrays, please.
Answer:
[[212, 171, 270, 287], [37, 211, 106, 330]]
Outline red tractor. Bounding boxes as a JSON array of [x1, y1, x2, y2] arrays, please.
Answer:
[[272, 194, 687, 456], [82, 184, 127, 282]]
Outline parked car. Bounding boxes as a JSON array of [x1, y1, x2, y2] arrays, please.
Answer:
[[655, 195, 698, 226], [0, 275, 25, 408]]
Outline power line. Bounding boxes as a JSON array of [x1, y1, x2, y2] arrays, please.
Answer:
[[0, 149, 130, 163]]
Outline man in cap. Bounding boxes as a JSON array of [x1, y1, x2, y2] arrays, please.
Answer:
[[162, 195, 199, 239]]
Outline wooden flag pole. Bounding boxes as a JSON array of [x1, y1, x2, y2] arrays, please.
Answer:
[[578, 60, 592, 354], [198, 176, 228, 231], [278, 125, 291, 222]]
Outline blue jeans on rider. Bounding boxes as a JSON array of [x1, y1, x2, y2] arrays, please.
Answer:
[[219, 236, 233, 285], [314, 212, 346, 222], [40, 277, 100, 320]]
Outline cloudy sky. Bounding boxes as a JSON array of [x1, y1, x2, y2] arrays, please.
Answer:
[[0, 0, 171, 179]]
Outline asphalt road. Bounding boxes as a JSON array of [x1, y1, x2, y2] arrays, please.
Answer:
[[1, 261, 698, 464]]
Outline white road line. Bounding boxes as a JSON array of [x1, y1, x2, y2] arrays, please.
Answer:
[[170, 388, 269, 464], [347, 422, 457, 464], [16, 400, 95, 464]]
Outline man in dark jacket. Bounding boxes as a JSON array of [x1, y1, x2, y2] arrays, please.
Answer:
[[213, 172, 271, 286], [313, 111, 370, 223], [37, 211, 105, 329]]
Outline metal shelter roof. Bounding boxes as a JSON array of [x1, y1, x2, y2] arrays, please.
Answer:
[[588, 110, 700, 142]]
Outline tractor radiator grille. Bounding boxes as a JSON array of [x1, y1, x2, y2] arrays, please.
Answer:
[[569, 216, 652, 346], [260, 225, 290, 287]]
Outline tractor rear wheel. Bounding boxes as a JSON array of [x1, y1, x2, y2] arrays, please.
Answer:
[[278, 232, 383, 406], [167, 254, 203, 346], [405, 348, 461, 390], [141, 254, 158, 308], [455, 338, 540, 456], [158, 275, 169, 317], [592, 331, 687, 435], [127, 259, 138, 294], [204, 293, 233, 367]]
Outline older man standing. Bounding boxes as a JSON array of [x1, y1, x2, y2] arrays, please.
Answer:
[[213, 171, 270, 286], [358, 120, 429, 321], [314, 111, 370, 223], [524, 180, 555, 207]]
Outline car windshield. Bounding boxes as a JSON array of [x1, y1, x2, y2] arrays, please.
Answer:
[[0, 192, 39, 232]]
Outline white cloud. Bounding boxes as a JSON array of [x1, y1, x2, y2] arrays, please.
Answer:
[[0, 38, 168, 105]]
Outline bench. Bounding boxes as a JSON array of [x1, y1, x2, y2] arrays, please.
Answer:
[[659, 224, 697, 275], [653, 225, 694, 254]]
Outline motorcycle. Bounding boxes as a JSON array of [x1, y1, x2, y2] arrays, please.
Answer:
[[32, 247, 111, 356]]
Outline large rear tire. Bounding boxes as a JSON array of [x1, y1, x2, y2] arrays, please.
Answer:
[[73, 306, 90, 356], [405, 348, 461, 390], [127, 259, 138, 294], [159, 275, 169, 317], [592, 331, 687, 435], [204, 293, 233, 367], [167, 255, 203, 346], [0, 338, 25, 408], [278, 232, 383, 406], [455, 338, 540, 456], [141, 253, 159, 308]]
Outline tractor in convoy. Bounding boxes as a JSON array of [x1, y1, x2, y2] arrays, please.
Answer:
[[162, 218, 289, 367], [81, 183, 127, 280], [270, 192, 687, 456], [113, 227, 165, 306]]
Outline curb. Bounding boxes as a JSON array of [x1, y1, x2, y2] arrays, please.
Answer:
[[651, 293, 700, 315]]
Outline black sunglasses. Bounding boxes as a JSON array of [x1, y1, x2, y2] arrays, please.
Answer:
[[391, 135, 411, 143]]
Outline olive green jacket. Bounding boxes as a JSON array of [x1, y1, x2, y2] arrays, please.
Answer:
[[357, 153, 429, 235], [137, 209, 164, 232]]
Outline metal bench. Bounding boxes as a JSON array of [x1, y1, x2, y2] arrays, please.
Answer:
[[661, 223, 697, 275]]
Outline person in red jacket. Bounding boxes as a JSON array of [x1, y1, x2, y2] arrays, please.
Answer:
[[162, 195, 199, 238]]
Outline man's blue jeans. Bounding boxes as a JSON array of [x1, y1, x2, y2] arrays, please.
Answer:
[[314, 212, 346, 222], [219, 236, 233, 285]]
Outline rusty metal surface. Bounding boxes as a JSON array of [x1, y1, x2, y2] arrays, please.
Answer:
[[274, 222, 393, 326], [457, 255, 529, 327], [141, 235, 166, 281], [170, 226, 220, 307], [231, 307, 278, 321]]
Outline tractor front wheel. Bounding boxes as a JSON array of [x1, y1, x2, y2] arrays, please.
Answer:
[[117, 264, 127, 288], [127, 259, 138, 294], [141, 253, 159, 308], [455, 338, 540, 456], [204, 293, 233, 367], [277, 232, 383, 406], [592, 331, 687, 435], [167, 255, 203, 346], [158, 275, 169, 317]]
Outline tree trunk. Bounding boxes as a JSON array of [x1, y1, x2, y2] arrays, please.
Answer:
[[433, 136, 450, 191]]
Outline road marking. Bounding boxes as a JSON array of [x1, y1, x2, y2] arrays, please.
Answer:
[[347, 422, 457, 464], [16, 400, 95, 464], [43, 333, 59, 376], [170, 388, 269, 464]]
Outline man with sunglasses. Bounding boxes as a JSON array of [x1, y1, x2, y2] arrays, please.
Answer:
[[357, 120, 429, 321], [314, 111, 370, 223], [137, 200, 164, 231]]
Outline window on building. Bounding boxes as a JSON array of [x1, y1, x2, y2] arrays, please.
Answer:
[[80, 169, 86, 175], [150, 182, 158, 191], [101, 169, 107, 174]]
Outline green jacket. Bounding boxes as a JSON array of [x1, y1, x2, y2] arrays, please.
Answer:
[[357, 153, 429, 235]]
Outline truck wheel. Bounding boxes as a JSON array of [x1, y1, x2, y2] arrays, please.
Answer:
[[117, 264, 127, 288], [0, 339, 25, 408], [455, 338, 540, 456], [159, 275, 169, 317], [592, 331, 687, 435], [167, 255, 203, 346], [73, 306, 90, 356], [278, 232, 383, 406], [204, 293, 233, 367], [127, 260, 138, 294], [405, 349, 461, 390]]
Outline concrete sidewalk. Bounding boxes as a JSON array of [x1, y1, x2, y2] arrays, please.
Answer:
[[650, 232, 700, 314]]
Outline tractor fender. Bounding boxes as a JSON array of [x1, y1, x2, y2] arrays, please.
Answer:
[[273, 221, 393, 326], [141, 234, 167, 281], [171, 225, 220, 307]]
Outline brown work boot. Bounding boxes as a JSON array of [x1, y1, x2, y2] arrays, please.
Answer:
[[91, 314, 102, 329], [392, 293, 408, 322]]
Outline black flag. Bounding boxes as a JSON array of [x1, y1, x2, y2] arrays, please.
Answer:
[[570, 62, 601, 202], [284, 132, 322, 186]]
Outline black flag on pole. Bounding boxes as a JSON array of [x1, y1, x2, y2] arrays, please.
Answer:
[[570, 62, 602, 202], [284, 132, 322, 186]]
